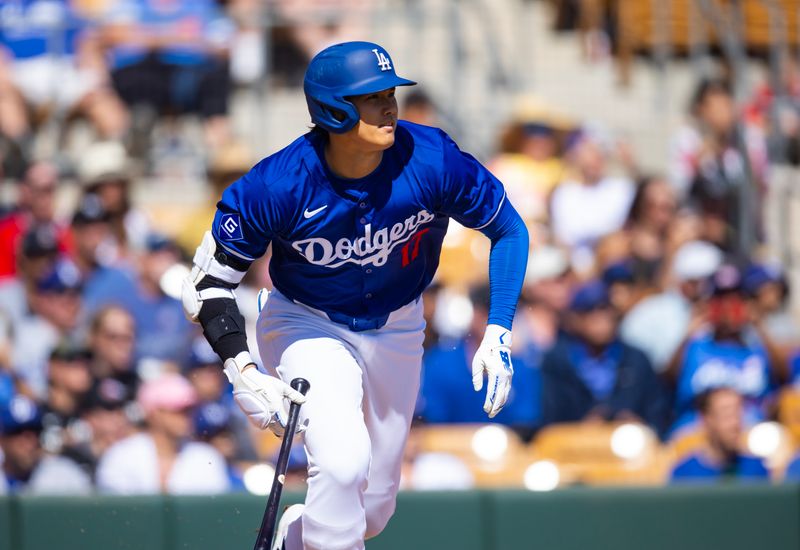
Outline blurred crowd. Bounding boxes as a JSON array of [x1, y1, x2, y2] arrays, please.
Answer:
[[3, 0, 800, 496]]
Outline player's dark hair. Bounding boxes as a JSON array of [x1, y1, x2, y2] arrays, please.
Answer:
[[309, 125, 328, 138]]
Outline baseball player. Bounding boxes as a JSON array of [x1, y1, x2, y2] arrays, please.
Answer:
[[182, 41, 529, 550]]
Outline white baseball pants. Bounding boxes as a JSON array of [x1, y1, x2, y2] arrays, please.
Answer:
[[256, 290, 425, 550]]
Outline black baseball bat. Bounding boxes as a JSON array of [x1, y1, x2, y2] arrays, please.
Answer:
[[253, 377, 310, 550]]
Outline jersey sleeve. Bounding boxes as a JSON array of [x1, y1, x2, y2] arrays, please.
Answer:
[[436, 131, 506, 229], [211, 165, 276, 262]]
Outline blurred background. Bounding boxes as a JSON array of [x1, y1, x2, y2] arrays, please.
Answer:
[[2, 0, 800, 548]]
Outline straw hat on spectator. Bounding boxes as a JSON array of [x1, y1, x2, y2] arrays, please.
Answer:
[[77, 141, 130, 187], [511, 95, 575, 131]]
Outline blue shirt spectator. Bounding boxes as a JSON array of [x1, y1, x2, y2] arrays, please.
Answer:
[[541, 281, 669, 435], [1, 395, 91, 494], [674, 333, 772, 431], [418, 284, 541, 432], [671, 453, 769, 482], [670, 265, 776, 434], [670, 387, 769, 483], [104, 0, 233, 69], [0, 0, 85, 60], [419, 337, 541, 428]]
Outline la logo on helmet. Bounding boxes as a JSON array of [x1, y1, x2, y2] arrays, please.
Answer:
[[372, 49, 392, 71]]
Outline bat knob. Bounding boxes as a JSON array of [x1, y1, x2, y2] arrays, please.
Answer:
[[290, 378, 310, 395]]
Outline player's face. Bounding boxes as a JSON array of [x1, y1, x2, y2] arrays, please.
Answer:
[[348, 88, 398, 151]]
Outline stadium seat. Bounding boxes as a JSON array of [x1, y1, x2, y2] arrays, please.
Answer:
[[778, 388, 800, 444], [412, 424, 531, 487], [528, 422, 670, 486]]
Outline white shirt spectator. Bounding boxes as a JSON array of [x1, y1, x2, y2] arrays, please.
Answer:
[[620, 291, 691, 372], [96, 433, 230, 495], [550, 176, 634, 270], [0, 455, 92, 495]]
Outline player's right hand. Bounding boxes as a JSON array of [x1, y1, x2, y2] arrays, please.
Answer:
[[223, 357, 306, 437]]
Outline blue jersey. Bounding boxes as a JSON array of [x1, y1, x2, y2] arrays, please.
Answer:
[[0, 0, 85, 59], [212, 122, 508, 329], [105, 0, 232, 68], [670, 452, 769, 483], [674, 334, 772, 429]]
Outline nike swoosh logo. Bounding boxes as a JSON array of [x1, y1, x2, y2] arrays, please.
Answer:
[[303, 205, 328, 219]]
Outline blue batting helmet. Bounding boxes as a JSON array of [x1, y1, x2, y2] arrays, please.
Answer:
[[303, 41, 416, 134]]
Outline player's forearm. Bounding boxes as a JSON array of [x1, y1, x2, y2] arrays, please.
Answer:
[[480, 201, 529, 330]]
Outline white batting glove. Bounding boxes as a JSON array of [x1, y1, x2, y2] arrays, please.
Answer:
[[471, 324, 514, 418], [223, 352, 306, 437]]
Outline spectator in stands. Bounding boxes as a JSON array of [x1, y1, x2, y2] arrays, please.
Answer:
[[124, 233, 193, 363], [550, 127, 635, 273], [176, 140, 252, 255], [621, 240, 722, 372], [193, 401, 245, 490], [601, 261, 639, 315], [64, 377, 136, 481], [541, 280, 668, 435], [666, 265, 780, 434], [418, 283, 541, 434], [744, 54, 800, 165], [669, 78, 768, 256], [40, 343, 93, 437], [10, 259, 85, 397], [184, 336, 257, 462], [271, 0, 370, 75], [77, 140, 150, 255], [489, 105, 569, 227], [70, 194, 138, 317], [100, 0, 236, 150], [0, 0, 127, 175], [87, 305, 139, 398], [402, 89, 438, 127], [515, 244, 573, 370], [96, 372, 229, 494], [671, 387, 769, 482], [0, 223, 61, 324], [0, 162, 69, 279], [743, 263, 798, 350], [595, 175, 678, 292], [0, 395, 91, 494]]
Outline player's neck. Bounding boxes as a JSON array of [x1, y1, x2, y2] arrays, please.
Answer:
[[324, 141, 384, 179]]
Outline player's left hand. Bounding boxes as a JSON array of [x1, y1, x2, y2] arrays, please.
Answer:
[[471, 324, 514, 418]]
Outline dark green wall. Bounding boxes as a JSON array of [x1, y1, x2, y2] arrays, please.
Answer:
[[1, 486, 798, 550]]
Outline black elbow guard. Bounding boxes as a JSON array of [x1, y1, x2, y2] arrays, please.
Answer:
[[197, 297, 249, 361]]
